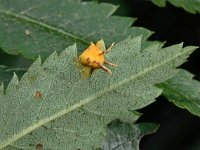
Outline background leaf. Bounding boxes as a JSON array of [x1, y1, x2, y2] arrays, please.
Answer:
[[103, 121, 159, 150], [0, 0, 152, 59], [158, 69, 200, 117], [0, 65, 25, 86], [0, 36, 196, 149], [151, 0, 200, 14]]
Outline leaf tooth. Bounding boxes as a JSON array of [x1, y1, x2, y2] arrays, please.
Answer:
[[7, 72, 19, 88], [63, 43, 77, 58], [0, 82, 4, 94], [176, 43, 184, 48], [53, 51, 59, 59], [125, 35, 142, 54], [171, 43, 183, 52], [166, 43, 183, 52], [114, 35, 142, 56], [142, 43, 161, 53], [107, 5, 119, 17], [178, 42, 184, 48], [43, 51, 58, 65], [178, 46, 198, 63], [30, 55, 42, 68]]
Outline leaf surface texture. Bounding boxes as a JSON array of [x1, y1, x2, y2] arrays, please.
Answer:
[[0, 36, 197, 149]]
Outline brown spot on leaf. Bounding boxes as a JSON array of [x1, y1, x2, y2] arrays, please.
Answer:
[[28, 75, 37, 84], [36, 144, 43, 150], [35, 91, 42, 99]]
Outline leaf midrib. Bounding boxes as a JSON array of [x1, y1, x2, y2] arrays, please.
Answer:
[[0, 47, 193, 149], [0, 9, 89, 45]]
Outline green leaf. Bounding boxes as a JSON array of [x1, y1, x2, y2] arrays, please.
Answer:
[[0, 36, 196, 149], [0, 0, 152, 59], [151, 0, 167, 7], [103, 121, 159, 150], [151, 0, 200, 14], [158, 69, 200, 117], [0, 65, 26, 86]]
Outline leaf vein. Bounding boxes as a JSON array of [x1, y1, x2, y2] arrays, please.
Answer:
[[0, 9, 89, 45]]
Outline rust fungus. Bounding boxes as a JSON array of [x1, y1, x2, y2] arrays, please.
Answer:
[[78, 39, 118, 75], [35, 91, 42, 99], [36, 143, 43, 150]]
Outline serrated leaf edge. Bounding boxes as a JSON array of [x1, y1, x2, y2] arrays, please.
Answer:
[[0, 43, 197, 149]]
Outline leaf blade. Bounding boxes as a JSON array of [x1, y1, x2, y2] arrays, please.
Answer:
[[158, 69, 200, 117], [103, 122, 159, 150], [0, 36, 197, 149]]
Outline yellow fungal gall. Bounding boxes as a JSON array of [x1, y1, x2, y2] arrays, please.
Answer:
[[78, 39, 117, 74]]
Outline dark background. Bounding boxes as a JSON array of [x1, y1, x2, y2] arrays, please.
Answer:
[[99, 0, 200, 150]]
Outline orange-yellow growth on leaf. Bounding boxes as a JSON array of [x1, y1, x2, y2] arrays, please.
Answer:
[[78, 39, 117, 74]]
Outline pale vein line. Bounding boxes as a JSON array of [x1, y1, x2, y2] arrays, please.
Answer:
[[0, 48, 193, 149], [0, 9, 89, 45]]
